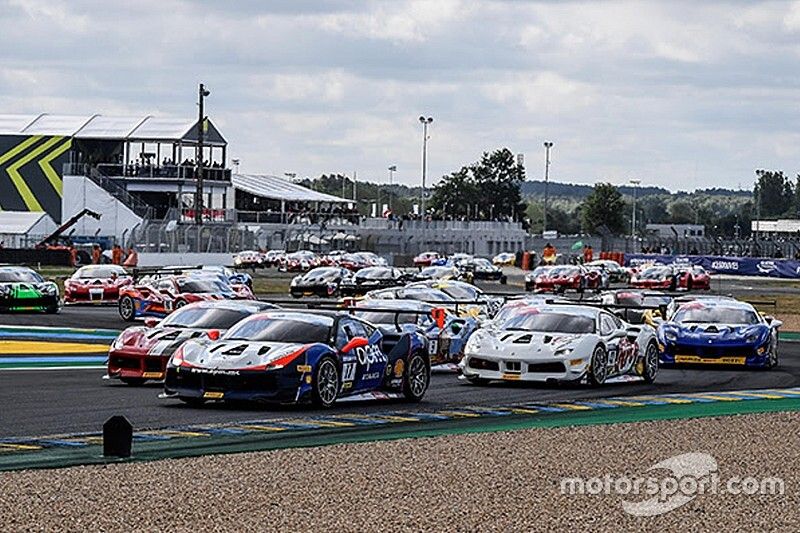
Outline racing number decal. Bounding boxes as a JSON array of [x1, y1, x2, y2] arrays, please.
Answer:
[[616, 339, 638, 373], [342, 363, 356, 382]]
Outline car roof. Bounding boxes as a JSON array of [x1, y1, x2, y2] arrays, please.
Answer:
[[185, 300, 278, 312], [510, 304, 600, 317]]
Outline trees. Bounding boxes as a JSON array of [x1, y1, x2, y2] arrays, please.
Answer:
[[580, 183, 626, 234], [429, 148, 526, 221], [754, 170, 792, 218]]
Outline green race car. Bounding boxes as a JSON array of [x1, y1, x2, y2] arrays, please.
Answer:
[[0, 266, 60, 313]]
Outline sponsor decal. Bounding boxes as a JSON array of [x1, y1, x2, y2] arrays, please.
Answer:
[[362, 372, 380, 381], [296, 364, 312, 373], [203, 391, 224, 399], [393, 360, 405, 378], [190, 368, 241, 376], [355, 344, 388, 371], [674, 355, 746, 365], [757, 261, 776, 274], [710, 260, 739, 271]]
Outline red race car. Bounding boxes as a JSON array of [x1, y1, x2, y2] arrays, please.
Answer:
[[280, 250, 319, 272], [672, 264, 711, 290], [64, 265, 132, 304], [630, 265, 678, 290], [413, 251, 441, 268], [118, 274, 255, 321], [107, 300, 278, 384], [529, 265, 603, 292]]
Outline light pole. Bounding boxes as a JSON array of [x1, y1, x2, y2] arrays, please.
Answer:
[[542, 141, 553, 234], [387, 165, 396, 212], [755, 169, 763, 245], [195, 83, 210, 225], [419, 116, 433, 217], [630, 179, 641, 237]]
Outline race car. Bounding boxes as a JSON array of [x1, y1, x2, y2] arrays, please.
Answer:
[[460, 303, 659, 385], [119, 274, 254, 321], [107, 300, 278, 385], [672, 264, 711, 290], [457, 257, 504, 282], [281, 250, 319, 272], [289, 266, 353, 298], [599, 290, 672, 325], [630, 265, 678, 290], [353, 299, 478, 366], [527, 265, 604, 293], [492, 252, 517, 266], [524, 266, 553, 292], [264, 249, 286, 267], [584, 260, 631, 284], [413, 251, 441, 268], [406, 280, 503, 319], [657, 299, 781, 368], [413, 266, 467, 282], [353, 251, 388, 267], [163, 310, 431, 407], [199, 265, 253, 288], [64, 264, 132, 304], [338, 253, 370, 271], [233, 250, 265, 269], [339, 266, 411, 296], [0, 266, 60, 313]]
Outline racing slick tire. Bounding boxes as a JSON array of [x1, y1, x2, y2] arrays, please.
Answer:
[[587, 344, 609, 386], [312, 356, 340, 408], [402, 352, 430, 402], [45, 304, 59, 314], [766, 338, 779, 369], [120, 377, 146, 386], [642, 340, 659, 384], [119, 295, 136, 322]]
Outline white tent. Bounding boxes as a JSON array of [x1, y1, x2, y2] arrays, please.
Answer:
[[232, 174, 350, 204], [0, 211, 57, 247]]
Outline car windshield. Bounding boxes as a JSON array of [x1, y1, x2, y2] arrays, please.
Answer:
[[549, 267, 579, 277], [76, 266, 126, 279], [0, 269, 43, 283], [614, 292, 644, 306], [438, 284, 479, 300], [673, 306, 759, 325], [420, 267, 450, 277], [356, 268, 390, 279], [305, 267, 340, 277], [224, 316, 331, 343], [640, 267, 671, 279], [177, 279, 230, 293], [498, 311, 595, 334], [474, 258, 492, 268], [161, 307, 251, 329], [399, 288, 454, 302]]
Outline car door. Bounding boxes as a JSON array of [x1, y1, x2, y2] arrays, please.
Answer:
[[335, 317, 387, 394], [602, 312, 637, 376]]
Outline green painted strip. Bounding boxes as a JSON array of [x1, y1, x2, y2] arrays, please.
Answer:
[[779, 331, 800, 341], [1, 397, 797, 472]]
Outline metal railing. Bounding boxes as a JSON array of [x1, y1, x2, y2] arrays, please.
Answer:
[[65, 163, 154, 220], [95, 163, 231, 181], [128, 220, 259, 253]]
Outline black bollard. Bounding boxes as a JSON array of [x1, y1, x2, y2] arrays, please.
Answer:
[[103, 415, 133, 458]]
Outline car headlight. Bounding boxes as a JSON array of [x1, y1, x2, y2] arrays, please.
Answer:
[[745, 333, 760, 344], [465, 333, 483, 353], [664, 330, 677, 342]]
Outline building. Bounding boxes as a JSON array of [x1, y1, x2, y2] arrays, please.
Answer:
[[0, 211, 57, 248], [750, 219, 800, 236], [645, 223, 705, 239]]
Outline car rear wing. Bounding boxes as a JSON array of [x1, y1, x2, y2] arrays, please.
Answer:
[[131, 265, 203, 281], [261, 298, 449, 331]]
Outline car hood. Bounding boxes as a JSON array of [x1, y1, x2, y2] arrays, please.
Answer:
[[113, 326, 210, 354], [661, 323, 768, 344], [181, 340, 307, 370], [468, 329, 587, 359]]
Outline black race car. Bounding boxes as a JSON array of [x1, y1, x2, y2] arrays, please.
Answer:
[[339, 266, 411, 296], [289, 266, 353, 298], [457, 257, 504, 281], [0, 266, 60, 313]]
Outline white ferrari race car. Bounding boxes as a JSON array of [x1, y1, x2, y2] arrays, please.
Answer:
[[459, 303, 659, 386]]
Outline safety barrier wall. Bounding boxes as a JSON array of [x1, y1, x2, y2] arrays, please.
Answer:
[[625, 253, 800, 279]]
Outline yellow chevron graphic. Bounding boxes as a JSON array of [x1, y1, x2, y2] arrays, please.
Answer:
[[38, 138, 71, 196], [6, 136, 64, 211], [0, 136, 42, 165]]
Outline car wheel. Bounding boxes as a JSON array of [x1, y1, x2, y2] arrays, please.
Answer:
[[312, 356, 340, 408], [119, 295, 135, 321], [403, 352, 430, 402], [587, 345, 608, 386], [642, 341, 659, 383], [466, 376, 491, 386], [767, 337, 779, 369], [179, 397, 206, 407], [120, 377, 146, 386], [45, 304, 60, 314]]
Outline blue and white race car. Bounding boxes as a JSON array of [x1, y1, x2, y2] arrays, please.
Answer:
[[163, 310, 431, 407], [353, 299, 478, 368], [657, 299, 781, 368]]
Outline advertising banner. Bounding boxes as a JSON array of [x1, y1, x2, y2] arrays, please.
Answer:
[[625, 254, 800, 279]]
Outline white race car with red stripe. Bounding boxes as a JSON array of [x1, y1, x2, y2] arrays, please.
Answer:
[[460, 303, 659, 386]]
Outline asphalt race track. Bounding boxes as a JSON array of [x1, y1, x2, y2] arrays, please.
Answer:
[[1, 304, 799, 438], [2, 277, 800, 440]]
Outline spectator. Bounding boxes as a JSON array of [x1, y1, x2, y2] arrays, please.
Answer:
[[112, 244, 122, 265], [543, 243, 557, 264], [123, 247, 138, 267], [583, 244, 593, 263]]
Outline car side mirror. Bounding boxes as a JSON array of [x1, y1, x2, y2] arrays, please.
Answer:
[[207, 329, 220, 341], [144, 317, 160, 328], [764, 315, 774, 324], [450, 320, 464, 335], [341, 336, 369, 353]]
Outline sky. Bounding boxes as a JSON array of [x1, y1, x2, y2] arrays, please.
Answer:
[[1, 0, 800, 191]]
